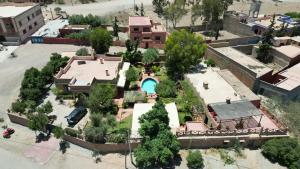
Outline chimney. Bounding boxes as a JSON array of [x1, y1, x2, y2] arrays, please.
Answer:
[[226, 97, 231, 104], [105, 70, 110, 76], [203, 81, 209, 89]]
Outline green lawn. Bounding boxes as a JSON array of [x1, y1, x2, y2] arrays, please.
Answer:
[[117, 115, 132, 130]]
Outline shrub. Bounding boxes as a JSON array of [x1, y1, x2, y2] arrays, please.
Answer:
[[186, 150, 204, 169], [68, 14, 106, 27], [76, 48, 89, 56], [155, 79, 177, 98], [142, 48, 159, 65], [204, 59, 215, 67], [84, 126, 107, 143], [262, 138, 300, 168], [65, 30, 91, 41], [11, 100, 27, 114], [65, 128, 79, 137], [126, 66, 140, 82], [37, 101, 53, 114]]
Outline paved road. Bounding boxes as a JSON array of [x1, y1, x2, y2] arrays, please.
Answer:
[[49, 0, 152, 16]]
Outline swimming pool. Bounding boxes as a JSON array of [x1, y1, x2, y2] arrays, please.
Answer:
[[141, 78, 158, 94]]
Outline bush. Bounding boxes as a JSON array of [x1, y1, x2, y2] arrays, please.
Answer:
[[285, 12, 300, 18], [11, 100, 27, 114], [65, 128, 79, 137], [36, 101, 53, 114], [68, 14, 106, 27], [204, 59, 215, 67], [107, 128, 128, 143], [142, 48, 159, 65], [76, 48, 89, 56], [84, 126, 107, 143], [186, 150, 204, 169], [262, 138, 300, 168], [126, 67, 140, 82], [65, 30, 91, 41], [155, 79, 177, 98]]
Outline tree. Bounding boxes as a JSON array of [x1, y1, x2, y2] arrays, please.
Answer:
[[261, 14, 276, 45], [54, 7, 62, 14], [68, 14, 106, 27], [186, 150, 204, 169], [155, 79, 177, 98], [28, 113, 49, 135], [135, 102, 180, 168], [36, 101, 53, 114], [88, 84, 116, 113], [53, 125, 64, 139], [126, 66, 140, 82], [140, 3, 145, 16], [256, 43, 272, 64], [112, 16, 119, 40], [165, 29, 206, 79], [191, 2, 202, 26], [262, 138, 300, 168], [152, 0, 169, 18], [76, 48, 89, 56], [89, 28, 112, 54], [142, 48, 159, 66], [11, 100, 27, 114], [123, 40, 143, 64], [163, 0, 188, 28]]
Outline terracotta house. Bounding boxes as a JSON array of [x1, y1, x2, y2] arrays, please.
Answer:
[[128, 16, 167, 49]]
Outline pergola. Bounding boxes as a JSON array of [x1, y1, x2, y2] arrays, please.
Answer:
[[210, 101, 263, 130]]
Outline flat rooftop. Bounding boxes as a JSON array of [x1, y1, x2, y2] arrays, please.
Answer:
[[59, 57, 121, 86], [131, 103, 180, 138], [214, 47, 272, 77], [186, 68, 242, 104], [0, 3, 35, 18], [151, 24, 166, 32], [129, 16, 151, 26], [275, 63, 300, 91], [217, 69, 260, 102], [32, 19, 69, 38], [253, 15, 298, 29], [273, 45, 300, 59], [291, 36, 300, 43]]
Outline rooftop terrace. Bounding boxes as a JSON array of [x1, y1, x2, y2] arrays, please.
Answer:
[[273, 45, 300, 59], [129, 16, 151, 26], [0, 3, 35, 18], [275, 63, 300, 91], [32, 19, 69, 38]]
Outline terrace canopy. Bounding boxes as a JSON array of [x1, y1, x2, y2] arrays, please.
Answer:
[[209, 100, 263, 130]]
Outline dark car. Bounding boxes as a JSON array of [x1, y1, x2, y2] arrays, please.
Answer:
[[65, 107, 87, 125]]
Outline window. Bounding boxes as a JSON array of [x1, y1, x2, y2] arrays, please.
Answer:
[[133, 27, 139, 32], [35, 9, 42, 16], [29, 25, 32, 30], [155, 36, 161, 41], [143, 27, 150, 32], [134, 37, 139, 41], [27, 16, 30, 21], [18, 21, 22, 27], [34, 22, 37, 26], [143, 37, 150, 40], [23, 29, 27, 34], [32, 13, 35, 18]]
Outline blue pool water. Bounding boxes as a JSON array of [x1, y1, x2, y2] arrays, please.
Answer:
[[141, 78, 158, 94]]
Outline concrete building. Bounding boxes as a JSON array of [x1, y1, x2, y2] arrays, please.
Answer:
[[31, 19, 68, 43], [206, 46, 273, 90], [54, 54, 123, 93], [0, 2, 44, 45], [59, 24, 90, 37], [259, 63, 300, 101], [131, 102, 180, 138], [129, 16, 167, 49]]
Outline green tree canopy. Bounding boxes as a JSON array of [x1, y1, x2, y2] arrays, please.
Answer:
[[90, 28, 112, 54], [125, 66, 140, 82], [163, 0, 188, 28], [53, 125, 64, 139], [28, 113, 49, 135], [262, 138, 300, 168], [36, 101, 53, 114], [155, 79, 177, 98], [11, 100, 27, 114], [152, 0, 169, 18], [142, 48, 159, 65], [123, 40, 142, 64], [187, 150, 204, 169], [165, 29, 206, 79], [112, 16, 119, 39], [76, 48, 89, 56], [88, 84, 116, 113], [68, 14, 106, 27]]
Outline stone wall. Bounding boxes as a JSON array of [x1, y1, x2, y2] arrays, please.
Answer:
[[223, 14, 255, 37]]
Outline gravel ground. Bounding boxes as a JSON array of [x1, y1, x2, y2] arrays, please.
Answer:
[[0, 43, 83, 119]]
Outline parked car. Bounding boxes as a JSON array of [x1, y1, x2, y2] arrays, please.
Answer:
[[65, 107, 87, 125], [3, 128, 15, 138]]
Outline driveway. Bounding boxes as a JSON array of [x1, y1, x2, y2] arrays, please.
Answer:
[[0, 43, 83, 119]]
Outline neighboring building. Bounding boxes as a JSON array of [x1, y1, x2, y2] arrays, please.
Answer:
[[206, 46, 273, 90], [31, 19, 68, 43], [0, 2, 44, 45], [8, 0, 47, 4], [54, 54, 123, 93], [185, 68, 261, 106], [259, 63, 300, 101], [128, 16, 167, 49], [131, 102, 180, 138], [59, 24, 90, 37]]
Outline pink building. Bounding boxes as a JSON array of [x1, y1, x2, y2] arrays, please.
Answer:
[[129, 16, 167, 49]]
